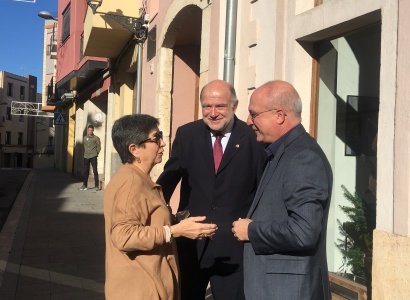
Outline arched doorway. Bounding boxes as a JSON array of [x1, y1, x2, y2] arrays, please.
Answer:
[[159, 4, 203, 212], [167, 5, 202, 143]]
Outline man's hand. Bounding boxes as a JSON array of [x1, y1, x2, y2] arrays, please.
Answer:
[[232, 218, 252, 241]]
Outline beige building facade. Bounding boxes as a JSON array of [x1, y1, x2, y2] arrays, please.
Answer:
[[35, 19, 58, 169], [80, 0, 410, 298], [0, 72, 37, 168]]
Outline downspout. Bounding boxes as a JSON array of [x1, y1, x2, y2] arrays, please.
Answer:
[[134, 14, 149, 114], [135, 42, 143, 114], [223, 0, 238, 84]]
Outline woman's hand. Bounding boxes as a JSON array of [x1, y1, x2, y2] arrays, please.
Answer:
[[171, 216, 218, 240]]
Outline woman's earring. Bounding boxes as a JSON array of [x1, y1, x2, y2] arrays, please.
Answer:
[[136, 157, 141, 164]]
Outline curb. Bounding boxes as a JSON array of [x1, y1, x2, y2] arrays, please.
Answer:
[[0, 170, 34, 292]]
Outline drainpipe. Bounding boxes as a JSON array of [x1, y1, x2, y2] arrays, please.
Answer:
[[135, 41, 143, 114], [223, 0, 238, 84], [134, 14, 149, 114]]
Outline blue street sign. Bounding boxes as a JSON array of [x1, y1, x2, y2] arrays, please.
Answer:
[[54, 113, 67, 126]]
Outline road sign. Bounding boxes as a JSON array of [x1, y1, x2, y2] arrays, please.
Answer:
[[54, 113, 67, 126]]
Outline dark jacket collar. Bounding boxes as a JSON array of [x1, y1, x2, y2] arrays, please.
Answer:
[[265, 124, 304, 158]]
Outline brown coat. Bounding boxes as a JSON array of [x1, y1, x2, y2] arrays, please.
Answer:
[[104, 163, 179, 300]]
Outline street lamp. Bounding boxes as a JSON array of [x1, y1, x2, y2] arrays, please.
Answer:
[[38, 11, 57, 21], [86, 0, 148, 113]]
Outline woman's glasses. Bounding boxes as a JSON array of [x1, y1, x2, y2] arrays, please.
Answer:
[[140, 131, 163, 146]]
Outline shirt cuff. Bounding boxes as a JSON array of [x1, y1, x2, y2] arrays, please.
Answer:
[[163, 225, 172, 243]]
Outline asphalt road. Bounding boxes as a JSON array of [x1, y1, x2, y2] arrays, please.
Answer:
[[0, 169, 30, 231]]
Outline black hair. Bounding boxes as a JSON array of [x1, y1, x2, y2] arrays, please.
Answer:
[[111, 114, 159, 164]]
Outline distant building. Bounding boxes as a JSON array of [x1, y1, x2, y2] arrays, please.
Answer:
[[41, 19, 58, 107], [0, 71, 36, 168], [36, 18, 59, 168], [33, 92, 55, 168]]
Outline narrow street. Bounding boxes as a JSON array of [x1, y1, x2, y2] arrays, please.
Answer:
[[0, 168, 105, 299]]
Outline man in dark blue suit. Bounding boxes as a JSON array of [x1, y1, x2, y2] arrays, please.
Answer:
[[157, 80, 266, 300], [232, 80, 333, 300]]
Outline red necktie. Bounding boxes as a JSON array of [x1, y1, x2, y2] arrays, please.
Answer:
[[213, 133, 223, 173]]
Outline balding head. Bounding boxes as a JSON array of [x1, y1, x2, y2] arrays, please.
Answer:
[[200, 80, 238, 105], [258, 80, 302, 117], [247, 80, 302, 143]]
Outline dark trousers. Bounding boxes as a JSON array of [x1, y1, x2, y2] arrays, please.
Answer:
[[177, 237, 245, 300], [83, 156, 98, 187]]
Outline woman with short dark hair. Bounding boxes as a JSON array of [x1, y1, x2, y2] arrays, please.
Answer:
[[104, 114, 217, 300]]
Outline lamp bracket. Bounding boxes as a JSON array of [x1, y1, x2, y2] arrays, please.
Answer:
[[101, 13, 147, 42]]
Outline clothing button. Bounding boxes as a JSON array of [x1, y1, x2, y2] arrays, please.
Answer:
[[211, 204, 217, 210]]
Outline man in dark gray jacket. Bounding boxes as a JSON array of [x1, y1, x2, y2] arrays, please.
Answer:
[[79, 124, 101, 191], [232, 80, 332, 300]]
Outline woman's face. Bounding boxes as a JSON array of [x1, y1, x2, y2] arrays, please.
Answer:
[[138, 128, 166, 167]]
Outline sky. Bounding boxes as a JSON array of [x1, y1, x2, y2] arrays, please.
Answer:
[[0, 0, 58, 93]]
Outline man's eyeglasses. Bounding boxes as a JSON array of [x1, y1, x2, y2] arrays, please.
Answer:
[[140, 131, 163, 145], [249, 108, 277, 122]]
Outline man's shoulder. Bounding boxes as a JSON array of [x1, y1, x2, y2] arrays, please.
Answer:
[[177, 120, 205, 133]]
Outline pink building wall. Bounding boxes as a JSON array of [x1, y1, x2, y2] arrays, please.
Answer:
[[56, 0, 107, 87], [56, 0, 86, 83]]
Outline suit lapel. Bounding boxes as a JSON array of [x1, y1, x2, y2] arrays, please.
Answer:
[[247, 148, 283, 217], [198, 123, 215, 176], [216, 120, 244, 175]]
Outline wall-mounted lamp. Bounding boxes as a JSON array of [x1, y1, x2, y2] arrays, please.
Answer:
[[86, 0, 149, 113], [86, 0, 148, 43], [87, 0, 102, 14]]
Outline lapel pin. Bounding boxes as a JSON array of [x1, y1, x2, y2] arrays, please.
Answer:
[[235, 144, 240, 148]]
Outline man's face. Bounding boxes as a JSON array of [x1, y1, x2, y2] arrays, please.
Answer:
[[87, 127, 94, 136], [201, 83, 237, 132], [247, 89, 279, 143]]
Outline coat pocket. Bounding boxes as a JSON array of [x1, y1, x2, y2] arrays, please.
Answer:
[[266, 257, 308, 275]]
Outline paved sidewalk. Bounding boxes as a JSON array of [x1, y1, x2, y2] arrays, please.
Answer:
[[0, 168, 105, 299]]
